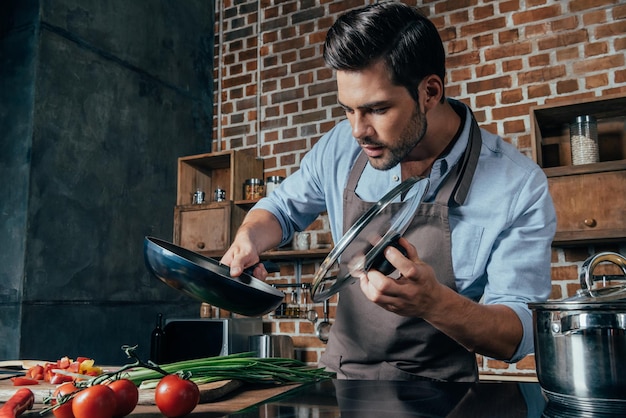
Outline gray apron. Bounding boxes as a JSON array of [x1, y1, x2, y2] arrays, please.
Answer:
[[320, 115, 482, 382]]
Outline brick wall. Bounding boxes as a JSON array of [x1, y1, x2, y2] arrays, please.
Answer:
[[212, 0, 626, 377]]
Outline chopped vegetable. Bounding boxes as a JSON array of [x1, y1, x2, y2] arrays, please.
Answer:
[[25, 356, 102, 384], [10, 377, 39, 387], [0, 388, 34, 418]]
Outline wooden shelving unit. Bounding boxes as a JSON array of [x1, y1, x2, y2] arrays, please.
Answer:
[[529, 93, 626, 246]]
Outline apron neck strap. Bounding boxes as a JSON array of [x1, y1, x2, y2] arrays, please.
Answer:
[[346, 111, 482, 207]]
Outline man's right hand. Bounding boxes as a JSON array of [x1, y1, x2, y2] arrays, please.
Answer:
[[219, 209, 284, 279]]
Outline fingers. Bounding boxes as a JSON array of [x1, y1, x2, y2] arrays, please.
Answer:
[[221, 246, 260, 278]]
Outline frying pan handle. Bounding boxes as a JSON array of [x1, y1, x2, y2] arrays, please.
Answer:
[[244, 261, 281, 275]]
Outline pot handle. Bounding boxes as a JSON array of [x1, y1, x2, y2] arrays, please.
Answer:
[[560, 312, 626, 334], [579, 252, 626, 290]]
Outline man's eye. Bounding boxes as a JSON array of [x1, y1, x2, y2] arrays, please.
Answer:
[[371, 107, 388, 115]]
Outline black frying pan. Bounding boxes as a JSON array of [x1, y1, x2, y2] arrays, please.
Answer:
[[144, 236, 284, 316]]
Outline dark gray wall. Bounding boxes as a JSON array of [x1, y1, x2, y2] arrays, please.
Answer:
[[0, 0, 214, 364]]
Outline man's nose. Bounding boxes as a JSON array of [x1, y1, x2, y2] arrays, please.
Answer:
[[351, 113, 372, 139]]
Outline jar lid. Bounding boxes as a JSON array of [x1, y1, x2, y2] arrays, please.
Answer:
[[572, 115, 597, 124], [245, 178, 264, 185], [266, 176, 285, 183]]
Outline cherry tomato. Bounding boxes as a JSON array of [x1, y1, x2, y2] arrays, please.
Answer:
[[51, 382, 79, 418], [71, 385, 117, 418], [155, 374, 200, 417], [107, 379, 139, 417]]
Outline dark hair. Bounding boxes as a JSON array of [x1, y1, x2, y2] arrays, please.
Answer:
[[323, 2, 446, 102]]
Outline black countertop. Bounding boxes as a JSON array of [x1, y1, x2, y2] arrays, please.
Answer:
[[223, 379, 623, 418]]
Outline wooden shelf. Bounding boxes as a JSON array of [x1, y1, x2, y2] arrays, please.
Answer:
[[174, 150, 264, 252], [530, 93, 626, 168], [529, 94, 626, 246], [261, 248, 332, 260]]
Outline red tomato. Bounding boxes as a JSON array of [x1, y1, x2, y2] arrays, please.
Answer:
[[71, 385, 117, 418], [51, 382, 79, 418], [155, 375, 200, 417], [107, 379, 139, 417]]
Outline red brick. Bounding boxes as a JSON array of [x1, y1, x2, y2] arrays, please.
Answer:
[[504, 119, 526, 133], [556, 46, 581, 62], [518, 65, 566, 84], [476, 63, 496, 77], [449, 10, 470, 27], [537, 30, 588, 50], [501, 89, 524, 104], [529, 53, 551, 67], [595, 19, 626, 39], [615, 3, 626, 19], [459, 17, 507, 37], [466, 75, 512, 94], [497, 29, 518, 45], [446, 51, 481, 69], [475, 93, 497, 108], [571, 0, 616, 13], [516, 355, 536, 370], [447, 39, 468, 54], [492, 103, 532, 119], [528, 84, 552, 99], [512, 5, 563, 25], [502, 59, 523, 72], [484, 42, 532, 61], [551, 16, 578, 32], [585, 41, 609, 57], [573, 54, 626, 75], [556, 79, 579, 94], [435, 0, 478, 14], [586, 73, 609, 89], [450, 68, 472, 83], [473, 4, 494, 20]]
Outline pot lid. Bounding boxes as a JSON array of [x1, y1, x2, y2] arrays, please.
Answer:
[[528, 286, 626, 310], [311, 176, 429, 303], [529, 251, 626, 309]]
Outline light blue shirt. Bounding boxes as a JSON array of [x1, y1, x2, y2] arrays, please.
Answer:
[[254, 100, 556, 362]]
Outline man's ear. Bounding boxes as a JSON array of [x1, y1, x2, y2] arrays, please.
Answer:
[[421, 75, 444, 107]]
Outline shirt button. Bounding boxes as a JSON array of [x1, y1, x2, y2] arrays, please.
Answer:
[[392, 175, 399, 182]]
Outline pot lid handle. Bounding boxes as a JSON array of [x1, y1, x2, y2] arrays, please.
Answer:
[[579, 252, 626, 290]]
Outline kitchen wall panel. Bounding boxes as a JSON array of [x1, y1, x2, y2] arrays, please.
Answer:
[[0, 0, 214, 363]]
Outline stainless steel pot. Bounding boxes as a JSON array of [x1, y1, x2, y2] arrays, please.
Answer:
[[528, 252, 626, 411], [249, 334, 294, 359]]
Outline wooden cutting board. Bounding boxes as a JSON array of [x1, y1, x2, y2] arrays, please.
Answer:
[[0, 378, 243, 405]]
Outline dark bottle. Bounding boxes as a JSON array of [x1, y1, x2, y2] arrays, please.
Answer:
[[150, 313, 165, 364]]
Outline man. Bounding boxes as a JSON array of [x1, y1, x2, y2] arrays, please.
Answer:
[[221, 2, 556, 381]]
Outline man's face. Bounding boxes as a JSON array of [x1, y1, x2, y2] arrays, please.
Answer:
[[336, 60, 427, 170]]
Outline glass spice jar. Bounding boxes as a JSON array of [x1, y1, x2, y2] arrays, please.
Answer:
[[244, 178, 264, 200], [265, 176, 285, 195], [570, 115, 599, 165]]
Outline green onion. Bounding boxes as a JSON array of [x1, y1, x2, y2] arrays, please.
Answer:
[[118, 352, 335, 389]]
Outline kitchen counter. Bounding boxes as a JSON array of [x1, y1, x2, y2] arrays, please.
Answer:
[[222, 379, 548, 418], [13, 378, 625, 417]]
